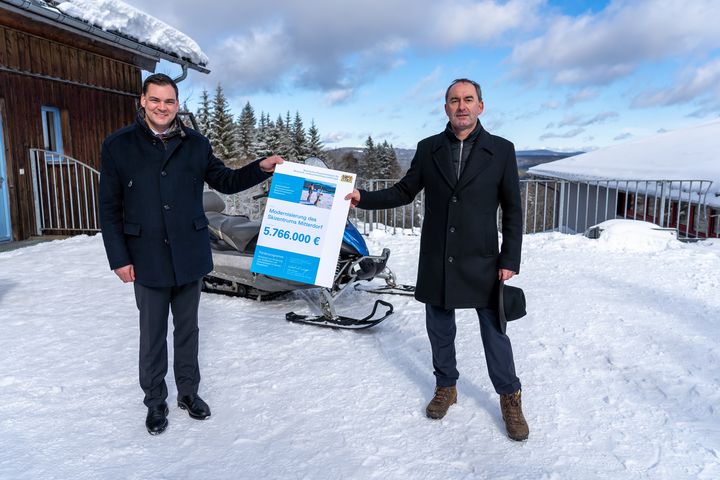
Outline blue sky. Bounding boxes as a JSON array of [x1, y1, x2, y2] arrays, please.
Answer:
[[126, 0, 720, 152]]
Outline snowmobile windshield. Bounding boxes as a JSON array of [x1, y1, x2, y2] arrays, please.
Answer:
[[304, 157, 328, 169]]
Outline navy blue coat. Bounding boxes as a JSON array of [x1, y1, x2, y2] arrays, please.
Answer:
[[358, 126, 522, 309], [99, 120, 270, 287]]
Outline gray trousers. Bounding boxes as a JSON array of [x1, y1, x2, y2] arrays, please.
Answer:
[[133, 280, 202, 407]]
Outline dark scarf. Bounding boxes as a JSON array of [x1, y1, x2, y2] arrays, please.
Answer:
[[136, 108, 186, 144], [443, 120, 483, 179]]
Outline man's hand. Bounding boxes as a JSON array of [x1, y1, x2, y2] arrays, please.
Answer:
[[259, 155, 284, 173], [344, 189, 361, 207], [114, 264, 135, 283], [498, 269, 515, 281]]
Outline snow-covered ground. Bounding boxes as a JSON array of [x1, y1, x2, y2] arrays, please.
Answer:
[[1, 228, 719, 479]]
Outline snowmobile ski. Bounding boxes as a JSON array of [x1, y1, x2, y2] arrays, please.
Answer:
[[286, 299, 394, 330], [354, 283, 416, 296]]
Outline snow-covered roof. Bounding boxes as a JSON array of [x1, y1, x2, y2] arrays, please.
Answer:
[[2, 0, 209, 72], [529, 120, 720, 182], [55, 0, 208, 67], [529, 120, 720, 207]]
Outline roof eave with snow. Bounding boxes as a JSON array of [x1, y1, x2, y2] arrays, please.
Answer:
[[1, 0, 210, 74], [528, 120, 720, 185]]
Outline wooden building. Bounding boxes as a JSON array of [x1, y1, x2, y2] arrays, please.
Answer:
[[0, 0, 208, 242]]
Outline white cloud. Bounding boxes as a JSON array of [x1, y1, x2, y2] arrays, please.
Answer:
[[687, 106, 720, 118], [426, 0, 541, 46], [408, 67, 444, 99], [510, 0, 720, 86], [566, 88, 598, 106], [542, 100, 561, 109], [558, 111, 618, 127], [484, 116, 505, 131], [125, 0, 541, 96], [208, 24, 292, 92], [325, 89, 355, 106], [632, 58, 720, 111], [375, 132, 400, 142], [322, 131, 355, 144], [539, 128, 585, 141], [614, 132, 633, 141]]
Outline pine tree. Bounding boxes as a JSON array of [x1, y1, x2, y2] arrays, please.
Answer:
[[376, 141, 390, 178], [254, 112, 272, 158], [209, 84, 238, 162], [376, 141, 402, 179], [236, 101, 257, 163], [261, 115, 280, 158], [285, 111, 292, 132], [336, 151, 359, 174], [361, 135, 378, 178], [179, 100, 193, 129], [195, 88, 211, 136], [291, 111, 307, 161], [387, 142, 402, 178], [306, 120, 324, 159], [272, 113, 292, 159]]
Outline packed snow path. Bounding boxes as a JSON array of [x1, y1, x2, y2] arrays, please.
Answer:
[[0, 230, 718, 479]]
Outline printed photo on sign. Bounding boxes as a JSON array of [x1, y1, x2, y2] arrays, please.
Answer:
[[300, 180, 335, 210]]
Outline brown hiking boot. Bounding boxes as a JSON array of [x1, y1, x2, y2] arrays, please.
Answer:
[[425, 386, 457, 419], [500, 389, 529, 441]]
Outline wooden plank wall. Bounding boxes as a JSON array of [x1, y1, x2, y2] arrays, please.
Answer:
[[0, 24, 143, 240], [0, 24, 140, 94]]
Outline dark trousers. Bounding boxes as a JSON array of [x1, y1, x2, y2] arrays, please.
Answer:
[[134, 280, 202, 407], [425, 304, 521, 395]]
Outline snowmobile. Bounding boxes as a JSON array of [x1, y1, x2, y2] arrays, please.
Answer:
[[201, 158, 414, 329]]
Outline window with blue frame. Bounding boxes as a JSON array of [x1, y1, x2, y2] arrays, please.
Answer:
[[41, 106, 64, 163]]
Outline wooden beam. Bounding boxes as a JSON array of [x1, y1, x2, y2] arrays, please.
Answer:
[[0, 8, 158, 71]]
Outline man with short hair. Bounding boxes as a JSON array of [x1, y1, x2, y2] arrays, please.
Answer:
[[100, 73, 283, 435], [346, 78, 528, 441]]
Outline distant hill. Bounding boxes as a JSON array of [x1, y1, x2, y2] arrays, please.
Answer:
[[325, 147, 582, 178], [516, 150, 583, 178], [516, 149, 583, 157]]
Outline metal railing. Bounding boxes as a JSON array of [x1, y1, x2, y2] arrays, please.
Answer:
[[30, 149, 100, 234], [350, 179, 425, 235], [519, 178, 715, 239], [30, 160, 717, 241], [350, 177, 716, 239]]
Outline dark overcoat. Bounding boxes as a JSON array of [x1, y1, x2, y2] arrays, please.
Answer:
[[99, 120, 270, 287], [358, 126, 522, 308]]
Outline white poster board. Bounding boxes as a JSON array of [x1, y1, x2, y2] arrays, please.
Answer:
[[250, 162, 356, 288]]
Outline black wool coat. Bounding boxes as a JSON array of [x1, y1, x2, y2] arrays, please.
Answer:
[[100, 119, 270, 287], [358, 125, 523, 309]]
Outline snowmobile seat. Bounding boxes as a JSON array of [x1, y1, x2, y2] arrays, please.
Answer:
[[213, 216, 260, 253], [203, 191, 227, 213], [203, 191, 258, 252]]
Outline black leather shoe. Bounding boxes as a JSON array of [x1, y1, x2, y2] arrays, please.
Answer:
[[177, 394, 211, 420], [145, 403, 169, 435]]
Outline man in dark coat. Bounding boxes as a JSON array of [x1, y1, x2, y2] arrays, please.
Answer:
[[346, 78, 528, 441], [100, 74, 283, 435]]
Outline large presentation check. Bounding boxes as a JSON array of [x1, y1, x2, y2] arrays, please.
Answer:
[[250, 162, 356, 288]]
